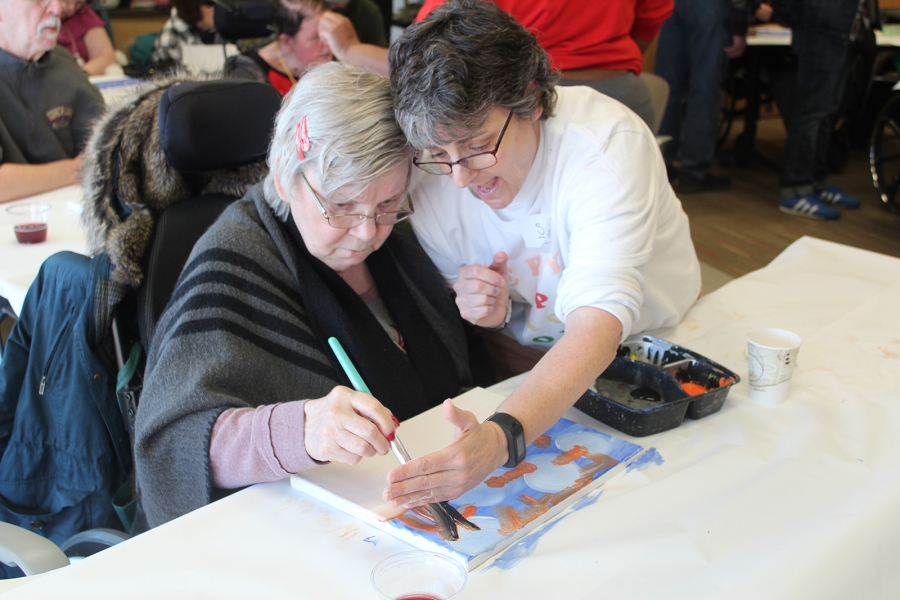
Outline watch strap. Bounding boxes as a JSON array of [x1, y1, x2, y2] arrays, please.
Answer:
[[486, 412, 526, 468]]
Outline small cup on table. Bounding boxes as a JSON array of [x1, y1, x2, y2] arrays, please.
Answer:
[[746, 328, 802, 405], [6, 201, 51, 244], [372, 551, 467, 600]]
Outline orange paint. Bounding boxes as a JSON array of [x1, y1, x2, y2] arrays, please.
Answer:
[[494, 452, 620, 536], [680, 382, 708, 396], [461, 505, 477, 519], [485, 461, 537, 488], [552, 445, 588, 465], [397, 508, 438, 533], [533, 435, 551, 448]]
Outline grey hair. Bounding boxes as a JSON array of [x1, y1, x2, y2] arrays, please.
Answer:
[[264, 62, 413, 220], [388, 0, 558, 149]]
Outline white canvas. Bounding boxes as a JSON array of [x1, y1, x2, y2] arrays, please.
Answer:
[[290, 388, 644, 570]]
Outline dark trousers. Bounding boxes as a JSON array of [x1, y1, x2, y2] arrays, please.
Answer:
[[655, 0, 726, 179], [780, 29, 852, 198]]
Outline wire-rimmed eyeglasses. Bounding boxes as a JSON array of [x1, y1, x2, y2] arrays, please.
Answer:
[[413, 110, 514, 175], [300, 172, 414, 229]]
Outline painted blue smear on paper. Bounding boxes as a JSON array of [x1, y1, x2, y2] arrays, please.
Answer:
[[626, 447, 664, 474], [488, 517, 566, 571], [363, 536, 378, 546], [572, 490, 604, 511]]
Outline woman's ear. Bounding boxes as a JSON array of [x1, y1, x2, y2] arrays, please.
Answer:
[[274, 170, 287, 200]]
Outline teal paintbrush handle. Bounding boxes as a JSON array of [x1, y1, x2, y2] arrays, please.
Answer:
[[327, 337, 372, 395], [326, 336, 411, 464]]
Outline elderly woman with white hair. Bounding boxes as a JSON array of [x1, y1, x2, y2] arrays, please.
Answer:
[[134, 62, 492, 530]]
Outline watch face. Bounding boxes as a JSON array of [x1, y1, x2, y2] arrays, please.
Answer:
[[515, 436, 526, 457]]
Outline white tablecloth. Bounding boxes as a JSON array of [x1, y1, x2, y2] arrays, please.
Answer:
[[3, 236, 900, 599], [0, 185, 87, 315]]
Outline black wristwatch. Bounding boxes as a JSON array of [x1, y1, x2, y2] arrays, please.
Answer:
[[486, 412, 526, 469]]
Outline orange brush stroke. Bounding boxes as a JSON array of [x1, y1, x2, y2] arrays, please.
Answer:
[[533, 435, 551, 448], [485, 461, 537, 488], [494, 452, 620, 536], [552, 445, 588, 465]]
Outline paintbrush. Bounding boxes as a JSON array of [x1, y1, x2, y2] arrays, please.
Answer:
[[327, 337, 411, 464], [326, 336, 480, 541]]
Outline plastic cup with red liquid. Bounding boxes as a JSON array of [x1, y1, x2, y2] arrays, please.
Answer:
[[372, 551, 467, 600], [6, 202, 51, 244]]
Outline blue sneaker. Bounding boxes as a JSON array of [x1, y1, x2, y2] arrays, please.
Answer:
[[819, 184, 861, 208], [779, 194, 841, 220]]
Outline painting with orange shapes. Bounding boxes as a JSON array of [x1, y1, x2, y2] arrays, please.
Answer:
[[381, 419, 643, 569], [290, 388, 646, 571]]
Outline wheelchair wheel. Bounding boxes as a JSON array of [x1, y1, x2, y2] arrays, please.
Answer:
[[869, 92, 900, 212]]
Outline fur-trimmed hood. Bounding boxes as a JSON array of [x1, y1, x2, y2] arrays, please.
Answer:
[[80, 72, 268, 289]]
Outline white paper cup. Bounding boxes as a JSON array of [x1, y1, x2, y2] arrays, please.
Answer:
[[372, 551, 467, 600], [747, 328, 802, 405]]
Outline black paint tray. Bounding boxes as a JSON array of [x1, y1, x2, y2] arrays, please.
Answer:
[[574, 336, 740, 437]]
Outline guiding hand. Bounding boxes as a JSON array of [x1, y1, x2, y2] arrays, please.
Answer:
[[304, 386, 396, 464], [382, 400, 508, 509], [318, 11, 361, 62], [453, 251, 510, 328]]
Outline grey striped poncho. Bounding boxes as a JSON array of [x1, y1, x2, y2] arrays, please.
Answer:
[[134, 185, 483, 529]]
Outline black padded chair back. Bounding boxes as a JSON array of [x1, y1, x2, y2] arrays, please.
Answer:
[[136, 79, 281, 350]]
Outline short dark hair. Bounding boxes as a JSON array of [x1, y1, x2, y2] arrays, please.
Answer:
[[273, 0, 327, 37], [173, 0, 208, 28], [388, 0, 558, 148]]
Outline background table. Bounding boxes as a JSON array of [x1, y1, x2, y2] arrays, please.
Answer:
[[2, 236, 900, 599], [0, 185, 88, 315]]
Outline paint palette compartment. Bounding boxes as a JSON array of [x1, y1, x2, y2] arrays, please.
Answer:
[[575, 336, 740, 437]]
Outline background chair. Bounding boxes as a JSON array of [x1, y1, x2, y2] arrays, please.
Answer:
[[640, 71, 670, 135], [0, 79, 280, 580]]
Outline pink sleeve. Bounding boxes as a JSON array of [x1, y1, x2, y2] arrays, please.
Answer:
[[80, 5, 106, 31], [209, 402, 325, 489]]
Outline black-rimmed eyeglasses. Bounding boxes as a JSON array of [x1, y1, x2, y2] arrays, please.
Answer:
[[300, 172, 414, 229], [413, 110, 514, 176]]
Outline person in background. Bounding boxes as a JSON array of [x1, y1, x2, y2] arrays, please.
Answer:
[[320, 0, 673, 130], [224, 0, 331, 96], [152, 0, 223, 63], [134, 62, 492, 528], [0, 0, 104, 203], [57, 0, 116, 75], [383, 0, 700, 510], [327, 0, 386, 47], [771, 0, 872, 219], [655, 0, 738, 194]]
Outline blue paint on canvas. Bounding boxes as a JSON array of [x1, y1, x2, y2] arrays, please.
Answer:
[[385, 419, 643, 565], [488, 516, 567, 571], [626, 447, 664, 474]]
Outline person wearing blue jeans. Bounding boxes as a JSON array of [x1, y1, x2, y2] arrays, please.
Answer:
[[655, 0, 731, 194], [776, 0, 865, 220]]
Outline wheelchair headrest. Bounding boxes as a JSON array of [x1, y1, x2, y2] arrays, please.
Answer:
[[158, 79, 282, 174]]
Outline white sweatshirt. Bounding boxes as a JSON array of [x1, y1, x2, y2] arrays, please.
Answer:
[[410, 86, 701, 349]]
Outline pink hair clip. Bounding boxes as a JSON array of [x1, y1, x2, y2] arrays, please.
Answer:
[[296, 116, 311, 161]]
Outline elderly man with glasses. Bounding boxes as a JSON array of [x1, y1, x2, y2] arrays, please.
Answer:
[[0, 0, 104, 202]]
